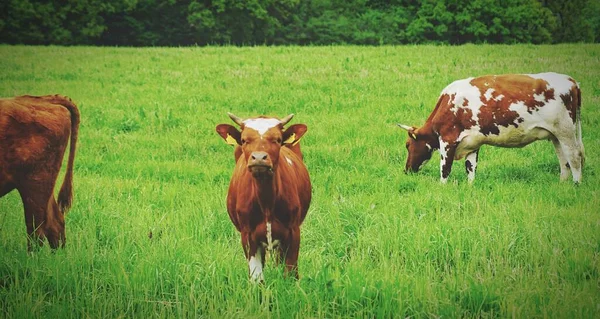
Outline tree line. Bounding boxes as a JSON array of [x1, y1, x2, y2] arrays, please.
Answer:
[[1, 0, 598, 46]]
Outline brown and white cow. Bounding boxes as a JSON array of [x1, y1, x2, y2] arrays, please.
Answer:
[[398, 72, 584, 184], [216, 113, 311, 282], [0, 95, 79, 249]]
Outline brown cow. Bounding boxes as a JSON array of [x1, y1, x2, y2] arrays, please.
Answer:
[[398, 72, 584, 184], [216, 113, 311, 282], [0, 95, 79, 249]]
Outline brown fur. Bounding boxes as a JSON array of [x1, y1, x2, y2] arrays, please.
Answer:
[[0, 95, 79, 249], [216, 116, 311, 280]]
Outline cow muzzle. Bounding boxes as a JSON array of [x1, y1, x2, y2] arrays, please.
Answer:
[[248, 151, 273, 177], [404, 164, 418, 174]]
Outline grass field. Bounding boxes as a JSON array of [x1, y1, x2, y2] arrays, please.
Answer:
[[0, 44, 599, 318]]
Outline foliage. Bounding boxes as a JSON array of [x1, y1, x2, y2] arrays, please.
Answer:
[[0, 0, 598, 45], [543, 0, 597, 43], [0, 44, 599, 318], [0, 0, 133, 45]]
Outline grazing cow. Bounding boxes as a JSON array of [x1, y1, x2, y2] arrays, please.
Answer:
[[0, 95, 79, 249], [397, 72, 584, 184], [216, 113, 311, 282]]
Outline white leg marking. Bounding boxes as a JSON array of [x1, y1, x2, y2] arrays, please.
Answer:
[[465, 152, 478, 183], [248, 249, 264, 283], [439, 139, 449, 183]]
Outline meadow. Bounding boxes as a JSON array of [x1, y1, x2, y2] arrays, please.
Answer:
[[0, 44, 599, 318]]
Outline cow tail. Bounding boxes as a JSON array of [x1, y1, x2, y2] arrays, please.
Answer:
[[576, 85, 585, 167], [56, 95, 80, 214]]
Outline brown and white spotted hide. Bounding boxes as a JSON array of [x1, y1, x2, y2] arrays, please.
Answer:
[[398, 72, 584, 184], [216, 113, 311, 282]]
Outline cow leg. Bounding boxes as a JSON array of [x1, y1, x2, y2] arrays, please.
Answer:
[[45, 196, 66, 248], [17, 182, 65, 250], [465, 150, 479, 183], [556, 137, 583, 184], [282, 227, 300, 279], [242, 232, 264, 283], [551, 137, 571, 181], [439, 139, 457, 183], [248, 245, 265, 283], [17, 187, 51, 250]]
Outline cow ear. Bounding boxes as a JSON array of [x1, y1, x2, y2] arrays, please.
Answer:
[[216, 124, 241, 145], [282, 124, 307, 146]]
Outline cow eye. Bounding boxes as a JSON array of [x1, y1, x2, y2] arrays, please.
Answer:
[[276, 138, 282, 144], [241, 139, 246, 145]]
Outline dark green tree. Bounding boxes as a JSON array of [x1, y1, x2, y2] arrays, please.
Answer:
[[0, 0, 130, 45], [542, 0, 596, 43], [0, 0, 596, 45]]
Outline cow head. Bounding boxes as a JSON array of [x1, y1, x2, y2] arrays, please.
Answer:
[[397, 123, 438, 173], [216, 113, 307, 179]]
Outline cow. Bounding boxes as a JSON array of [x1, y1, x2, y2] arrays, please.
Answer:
[[216, 113, 311, 282], [397, 72, 584, 184], [0, 95, 80, 250]]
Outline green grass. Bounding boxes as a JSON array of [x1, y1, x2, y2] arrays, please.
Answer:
[[0, 44, 599, 318]]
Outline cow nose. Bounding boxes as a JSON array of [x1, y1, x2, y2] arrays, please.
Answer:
[[251, 152, 268, 161]]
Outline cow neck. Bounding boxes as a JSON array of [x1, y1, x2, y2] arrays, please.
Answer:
[[251, 169, 281, 220]]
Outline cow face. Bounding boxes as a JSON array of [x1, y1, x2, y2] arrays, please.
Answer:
[[217, 113, 307, 179], [397, 124, 437, 173]]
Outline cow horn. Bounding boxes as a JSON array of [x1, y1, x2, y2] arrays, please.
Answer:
[[227, 112, 244, 126], [396, 123, 413, 131], [279, 114, 294, 126]]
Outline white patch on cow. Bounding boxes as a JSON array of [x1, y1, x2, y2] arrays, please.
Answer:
[[438, 139, 449, 183], [495, 94, 504, 101], [457, 130, 470, 143], [266, 222, 273, 250], [527, 72, 574, 97], [285, 156, 293, 166], [266, 222, 278, 251], [533, 93, 546, 103], [249, 253, 264, 283], [508, 100, 528, 124], [455, 125, 482, 159], [443, 78, 482, 124], [474, 94, 563, 149], [243, 118, 281, 136], [484, 88, 495, 101]]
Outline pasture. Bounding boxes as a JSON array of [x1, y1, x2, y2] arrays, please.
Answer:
[[0, 44, 599, 318]]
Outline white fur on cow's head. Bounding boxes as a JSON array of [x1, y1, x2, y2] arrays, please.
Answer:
[[216, 113, 307, 179]]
